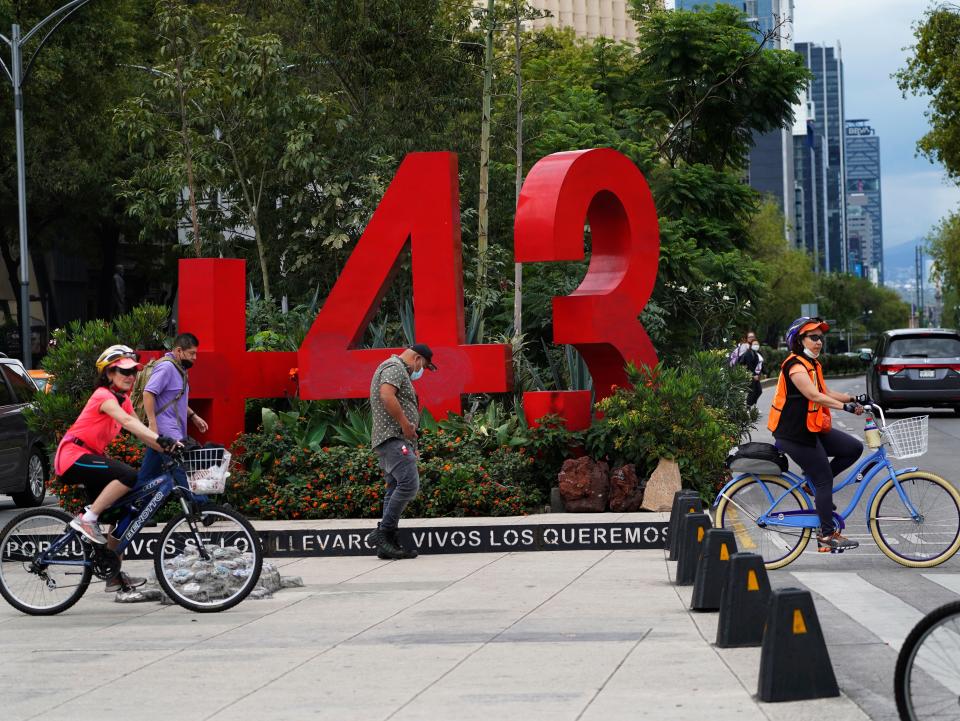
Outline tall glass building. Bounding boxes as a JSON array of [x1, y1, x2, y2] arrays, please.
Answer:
[[674, 1, 796, 244], [844, 120, 883, 283], [793, 41, 846, 273]]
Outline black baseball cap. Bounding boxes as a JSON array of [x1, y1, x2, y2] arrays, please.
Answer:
[[409, 343, 437, 370]]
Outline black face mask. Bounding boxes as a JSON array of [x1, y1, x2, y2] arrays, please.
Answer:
[[179, 358, 194, 370]]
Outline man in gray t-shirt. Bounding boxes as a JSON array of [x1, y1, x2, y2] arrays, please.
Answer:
[[365, 343, 436, 560]]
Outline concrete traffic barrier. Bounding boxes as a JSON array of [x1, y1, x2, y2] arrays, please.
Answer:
[[675, 512, 712, 586], [690, 529, 738, 611], [667, 491, 702, 561], [716, 552, 771, 647], [757, 587, 839, 702]]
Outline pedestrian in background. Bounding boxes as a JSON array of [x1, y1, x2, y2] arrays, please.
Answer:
[[136, 333, 208, 486], [738, 330, 764, 406], [366, 344, 436, 560]]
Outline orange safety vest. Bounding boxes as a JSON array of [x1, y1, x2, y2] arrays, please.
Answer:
[[767, 353, 832, 434]]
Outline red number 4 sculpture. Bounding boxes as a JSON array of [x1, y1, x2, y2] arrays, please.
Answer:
[[175, 148, 659, 445]]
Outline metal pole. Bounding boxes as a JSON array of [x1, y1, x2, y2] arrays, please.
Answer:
[[11, 24, 31, 369]]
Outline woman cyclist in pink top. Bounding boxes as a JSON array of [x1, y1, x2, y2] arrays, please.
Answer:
[[54, 345, 177, 592]]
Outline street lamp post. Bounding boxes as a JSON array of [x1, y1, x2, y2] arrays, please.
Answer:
[[1, 1, 94, 368]]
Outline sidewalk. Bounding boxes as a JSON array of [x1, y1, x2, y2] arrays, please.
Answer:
[[1, 520, 869, 721]]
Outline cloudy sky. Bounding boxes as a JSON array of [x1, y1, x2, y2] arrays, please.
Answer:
[[791, 0, 960, 250], [666, 0, 959, 251]]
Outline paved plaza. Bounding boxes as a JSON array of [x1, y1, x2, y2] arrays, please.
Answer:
[[4, 522, 869, 721]]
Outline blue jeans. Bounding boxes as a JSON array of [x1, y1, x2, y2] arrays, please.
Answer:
[[138, 447, 208, 503], [374, 438, 420, 531]]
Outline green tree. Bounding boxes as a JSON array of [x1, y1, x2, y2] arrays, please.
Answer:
[[749, 199, 815, 344], [0, 0, 157, 327], [114, 1, 343, 301], [928, 212, 960, 327], [897, 5, 960, 180]]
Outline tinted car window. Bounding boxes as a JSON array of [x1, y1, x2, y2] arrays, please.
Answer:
[[0, 372, 13, 406], [1, 365, 37, 404], [887, 335, 960, 358]]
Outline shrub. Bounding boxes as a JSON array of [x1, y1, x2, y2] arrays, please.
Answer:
[[585, 357, 747, 498], [26, 304, 171, 442], [227, 420, 552, 519]]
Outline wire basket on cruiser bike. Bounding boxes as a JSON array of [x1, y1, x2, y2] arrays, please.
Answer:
[[713, 404, 960, 570], [0, 446, 263, 615]]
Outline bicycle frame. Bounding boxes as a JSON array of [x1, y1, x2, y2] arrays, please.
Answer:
[[34, 467, 198, 571], [713, 443, 922, 530]]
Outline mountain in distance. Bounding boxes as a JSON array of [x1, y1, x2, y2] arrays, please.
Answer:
[[883, 236, 934, 305]]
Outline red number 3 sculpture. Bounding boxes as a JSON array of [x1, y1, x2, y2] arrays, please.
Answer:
[[515, 148, 660, 422]]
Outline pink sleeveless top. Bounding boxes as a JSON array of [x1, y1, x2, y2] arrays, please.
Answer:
[[54, 388, 134, 475]]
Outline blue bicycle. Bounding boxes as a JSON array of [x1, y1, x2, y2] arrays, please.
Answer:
[[713, 405, 960, 570], [0, 447, 263, 615]]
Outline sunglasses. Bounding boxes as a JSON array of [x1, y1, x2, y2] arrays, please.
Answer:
[[805, 334, 824, 343], [114, 366, 138, 377]]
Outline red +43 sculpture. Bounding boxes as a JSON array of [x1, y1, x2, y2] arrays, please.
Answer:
[[171, 148, 660, 446]]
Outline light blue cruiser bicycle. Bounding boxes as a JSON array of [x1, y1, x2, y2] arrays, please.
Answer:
[[712, 404, 960, 570]]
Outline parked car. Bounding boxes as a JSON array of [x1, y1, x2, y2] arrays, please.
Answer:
[[28, 369, 53, 393], [0, 356, 48, 506], [864, 328, 960, 415]]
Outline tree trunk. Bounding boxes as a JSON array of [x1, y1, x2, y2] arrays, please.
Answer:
[[173, 33, 202, 258], [512, 0, 523, 342], [476, 0, 495, 341]]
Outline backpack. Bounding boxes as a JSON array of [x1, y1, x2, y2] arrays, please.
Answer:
[[728, 344, 743, 367], [131, 357, 187, 425], [725, 442, 788, 476]]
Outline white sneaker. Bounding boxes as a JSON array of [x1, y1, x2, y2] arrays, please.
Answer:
[[70, 515, 107, 545]]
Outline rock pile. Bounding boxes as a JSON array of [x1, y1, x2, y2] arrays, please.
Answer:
[[115, 545, 303, 604]]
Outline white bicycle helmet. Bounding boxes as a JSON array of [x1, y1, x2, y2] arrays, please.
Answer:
[[95, 344, 139, 374]]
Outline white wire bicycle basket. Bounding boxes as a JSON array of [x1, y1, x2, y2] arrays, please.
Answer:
[[881, 416, 929, 459], [183, 448, 231, 494]]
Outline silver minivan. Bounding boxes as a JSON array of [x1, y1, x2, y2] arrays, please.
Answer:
[[864, 328, 960, 415]]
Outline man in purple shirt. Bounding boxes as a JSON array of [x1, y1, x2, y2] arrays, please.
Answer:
[[137, 333, 208, 485]]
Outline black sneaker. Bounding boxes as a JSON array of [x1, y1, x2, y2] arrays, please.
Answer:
[[817, 531, 859, 553], [385, 529, 418, 559], [366, 528, 405, 560]]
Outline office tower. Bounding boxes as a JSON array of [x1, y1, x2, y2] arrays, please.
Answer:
[[522, 1, 647, 42], [675, 1, 796, 243], [844, 119, 883, 283], [793, 91, 829, 270], [793, 41, 846, 273]]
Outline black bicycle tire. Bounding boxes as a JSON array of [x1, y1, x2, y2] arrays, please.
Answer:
[[894, 599, 960, 721], [153, 504, 263, 613], [0, 507, 92, 616]]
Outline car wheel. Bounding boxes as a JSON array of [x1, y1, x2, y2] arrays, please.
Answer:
[[11, 450, 46, 508]]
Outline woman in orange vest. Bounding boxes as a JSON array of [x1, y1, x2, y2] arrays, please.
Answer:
[[769, 317, 867, 551]]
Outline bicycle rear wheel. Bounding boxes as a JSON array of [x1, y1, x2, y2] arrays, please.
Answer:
[[154, 503, 263, 613], [870, 471, 960, 568], [714, 474, 812, 569], [0, 508, 91, 615], [895, 600, 960, 721]]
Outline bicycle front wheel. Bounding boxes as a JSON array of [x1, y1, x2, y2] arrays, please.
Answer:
[[154, 503, 263, 613], [714, 474, 812, 570], [870, 471, 960, 568], [895, 600, 960, 721], [0, 508, 91, 615]]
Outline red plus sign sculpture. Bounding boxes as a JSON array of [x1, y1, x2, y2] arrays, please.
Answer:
[[176, 259, 296, 446]]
